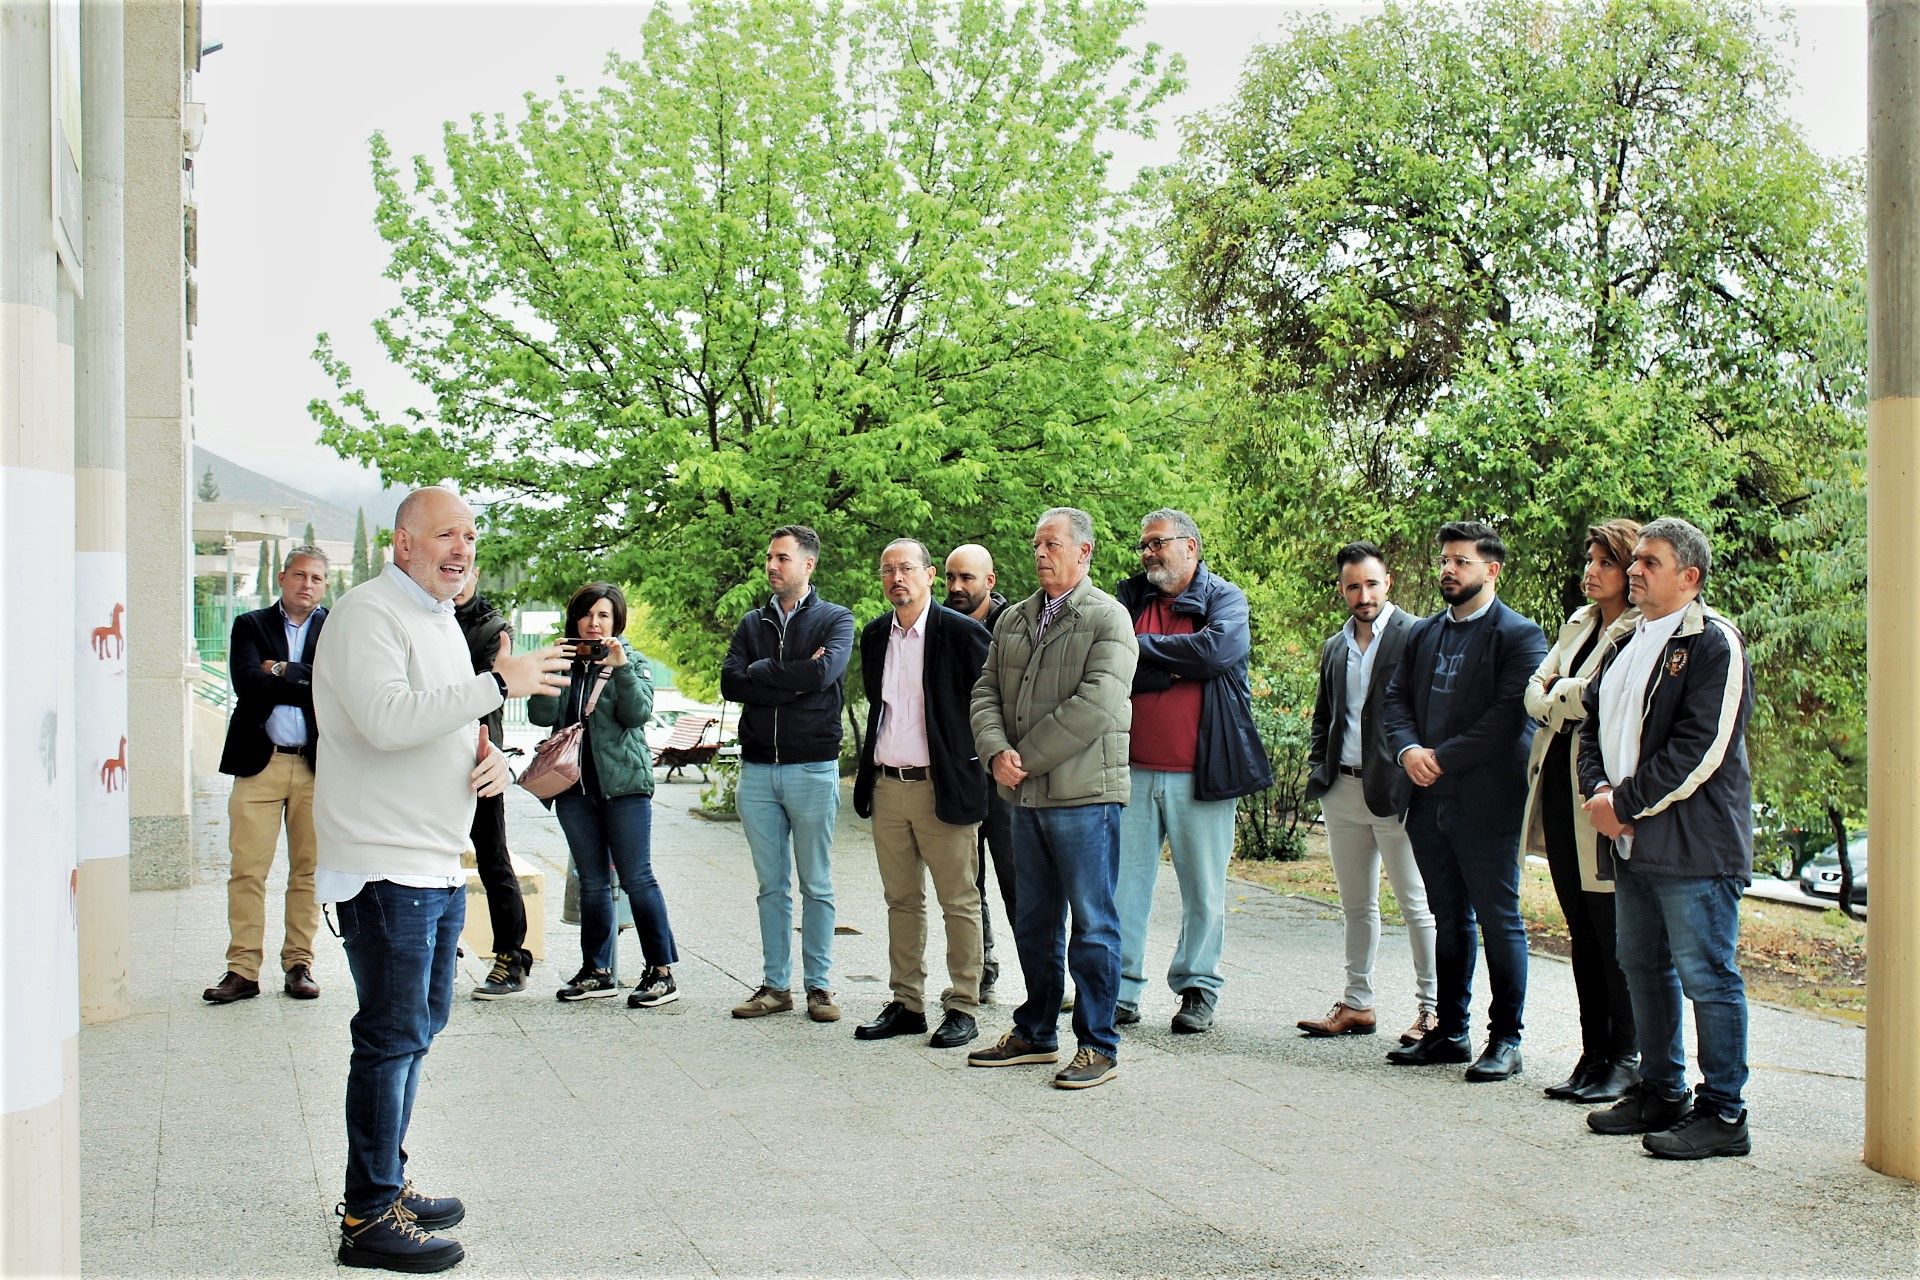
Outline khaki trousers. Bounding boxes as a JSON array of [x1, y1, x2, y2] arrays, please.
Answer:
[[225, 752, 319, 980], [871, 774, 983, 1013]]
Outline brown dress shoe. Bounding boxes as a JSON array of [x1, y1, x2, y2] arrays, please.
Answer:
[[1400, 1007, 1439, 1046], [203, 971, 261, 1004], [1297, 1002, 1376, 1037], [283, 964, 320, 1000]]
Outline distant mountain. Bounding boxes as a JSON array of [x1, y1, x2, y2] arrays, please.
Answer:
[[191, 445, 365, 543]]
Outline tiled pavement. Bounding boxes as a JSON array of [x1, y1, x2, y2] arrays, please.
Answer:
[[80, 745, 1916, 1277]]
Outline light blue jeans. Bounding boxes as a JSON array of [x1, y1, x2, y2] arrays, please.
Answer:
[[737, 760, 839, 992], [1115, 768, 1239, 1006]]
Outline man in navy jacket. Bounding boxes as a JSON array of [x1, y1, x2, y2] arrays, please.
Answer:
[[1382, 521, 1547, 1081], [720, 525, 856, 1022], [852, 539, 993, 1048], [1112, 510, 1272, 1034], [206, 547, 331, 1004], [1577, 518, 1755, 1160]]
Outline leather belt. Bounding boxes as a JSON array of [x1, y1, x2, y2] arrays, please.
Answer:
[[273, 745, 306, 756], [1338, 764, 1364, 779], [880, 764, 931, 782]]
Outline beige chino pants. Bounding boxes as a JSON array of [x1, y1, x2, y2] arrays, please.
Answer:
[[871, 774, 984, 1013], [225, 752, 320, 980]]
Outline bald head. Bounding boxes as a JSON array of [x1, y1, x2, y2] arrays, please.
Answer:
[[943, 543, 997, 621], [391, 487, 478, 601]]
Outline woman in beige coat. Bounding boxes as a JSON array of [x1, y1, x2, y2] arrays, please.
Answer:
[[1521, 519, 1642, 1105]]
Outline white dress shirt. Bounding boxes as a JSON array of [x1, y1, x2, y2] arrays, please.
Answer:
[[1596, 607, 1688, 858]]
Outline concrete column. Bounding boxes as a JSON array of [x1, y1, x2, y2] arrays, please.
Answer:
[[1866, 0, 1920, 1184], [124, 0, 192, 888], [78, 0, 132, 1023], [1, 0, 85, 1270]]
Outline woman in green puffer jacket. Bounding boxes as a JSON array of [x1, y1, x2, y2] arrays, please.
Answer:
[[529, 582, 679, 1009]]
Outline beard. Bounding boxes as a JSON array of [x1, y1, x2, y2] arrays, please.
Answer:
[[1439, 579, 1480, 607], [1144, 562, 1182, 591], [944, 588, 983, 614]]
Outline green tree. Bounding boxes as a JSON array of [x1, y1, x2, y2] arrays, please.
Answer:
[[313, 0, 1184, 677], [196, 465, 219, 503], [1741, 461, 1865, 911], [351, 509, 371, 585], [253, 540, 271, 599], [303, 522, 317, 549], [1165, 0, 1863, 639]]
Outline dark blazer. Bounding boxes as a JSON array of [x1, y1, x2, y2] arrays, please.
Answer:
[[1307, 605, 1417, 817], [853, 603, 992, 826], [218, 602, 328, 777], [1381, 597, 1547, 822]]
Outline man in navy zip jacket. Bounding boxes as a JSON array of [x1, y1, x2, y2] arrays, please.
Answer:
[[1577, 518, 1755, 1160], [1382, 520, 1548, 1082], [720, 525, 857, 1023]]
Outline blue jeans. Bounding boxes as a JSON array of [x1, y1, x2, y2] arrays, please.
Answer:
[[1115, 768, 1239, 1005], [1613, 861, 1749, 1115], [737, 760, 839, 992], [1405, 793, 1528, 1042], [1010, 803, 1123, 1059], [336, 880, 463, 1218], [556, 791, 678, 973]]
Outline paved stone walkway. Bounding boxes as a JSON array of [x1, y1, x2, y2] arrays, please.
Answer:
[[80, 749, 1916, 1277]]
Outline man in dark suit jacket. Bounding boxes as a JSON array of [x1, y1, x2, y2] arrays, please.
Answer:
[[1381, 522, 1548, 1081], [1298, 542, 1438, 1046], [852, 538, 993, 1049], [205, 547, 332, 1004]]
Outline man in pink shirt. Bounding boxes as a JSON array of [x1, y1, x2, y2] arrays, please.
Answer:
[[850, 539, 994, 1048]]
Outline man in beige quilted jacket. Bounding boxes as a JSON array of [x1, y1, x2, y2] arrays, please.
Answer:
[[967, 507, 1138, 1090]]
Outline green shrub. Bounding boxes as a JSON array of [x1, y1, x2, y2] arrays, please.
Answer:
[[1235, 656, 1320, 861]]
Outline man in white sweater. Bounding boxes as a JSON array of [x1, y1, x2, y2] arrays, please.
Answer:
[[314, 487, 567, 1273]]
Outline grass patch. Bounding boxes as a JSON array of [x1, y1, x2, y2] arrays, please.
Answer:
[[1230, 827, 1867, 1024]]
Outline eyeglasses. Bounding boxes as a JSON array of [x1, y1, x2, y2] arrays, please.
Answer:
[[1433, 556, 1488, 570], [878, 564, 928, 579], [1137, 535, 1194, 554]]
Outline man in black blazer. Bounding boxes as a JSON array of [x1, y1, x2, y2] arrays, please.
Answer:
[[1299, 542, 1438, 1046], [1382, 522, 1547, 1080], [205, 547, 331, 1004], [852, 539, 993, 1049]]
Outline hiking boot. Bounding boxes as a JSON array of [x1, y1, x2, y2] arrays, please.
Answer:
[[1171, 988, 1216, 1034], [806, 988, 842, 1022], [472, 949, 530, 1000], [398, 1181, 464, 1232], [1643, 1104, 1752, 1160], [1053, 1048, 1118, 1090], [1588, 1082, 1691, 1136], [1115, 1001, 1141, 1026], [967, 1031, 1060, 1068], [555, 967, 618, 1002], [731, 985, 793, 1018], [336, 1200, 464, 1273], [628, 966, 678, 1008]]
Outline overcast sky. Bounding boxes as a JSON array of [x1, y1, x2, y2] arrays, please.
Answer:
[[188, 1, 1870, 509]]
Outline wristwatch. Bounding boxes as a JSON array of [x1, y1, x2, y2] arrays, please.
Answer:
[[272, 661, 287, 678]]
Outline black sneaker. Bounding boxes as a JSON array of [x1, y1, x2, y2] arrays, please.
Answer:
[[472, 949, 530, 1000], [628, 966, 679, 1008], [398, 1181, 464, 1232], [337, 1201, 464, 1273], [556, 967, 618, 1002], [1643, 1104, 1752, 1159], [1171, 988, 1216, 1034], [1587, 1081, 1691, 1136], [1115, 1001, 1141, 1026]]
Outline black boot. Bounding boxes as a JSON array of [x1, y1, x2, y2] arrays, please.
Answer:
[[1544, 1054, 1602, 1101], [1569, 1055, 1640, 1104]]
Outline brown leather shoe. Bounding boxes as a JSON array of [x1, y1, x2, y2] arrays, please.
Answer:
[[1297, 1002, 1376, 1037], [1400, 1007, 1440, 1046], [283, 964, 320, 1000], [203, 971, 261, 1004]]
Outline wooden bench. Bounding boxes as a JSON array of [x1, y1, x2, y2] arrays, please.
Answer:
[[654, 714, 722, 781]]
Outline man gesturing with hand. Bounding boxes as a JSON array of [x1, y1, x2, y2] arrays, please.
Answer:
[[313, 487, 568, 1273]]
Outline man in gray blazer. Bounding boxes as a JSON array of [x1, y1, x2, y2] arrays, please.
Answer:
[[1299, 542, 1439, 1045]]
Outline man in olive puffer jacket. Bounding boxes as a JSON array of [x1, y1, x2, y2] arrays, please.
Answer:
[[968, 507, 1138, 1091]]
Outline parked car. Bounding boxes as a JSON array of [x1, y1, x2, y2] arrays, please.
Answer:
[[1799, 836, 1869, 906]]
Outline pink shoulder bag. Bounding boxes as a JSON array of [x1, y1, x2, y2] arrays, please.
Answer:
[[516, 669, 610, 800]]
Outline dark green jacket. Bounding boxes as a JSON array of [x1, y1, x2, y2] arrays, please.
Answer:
[[528, 638, 656, 799]]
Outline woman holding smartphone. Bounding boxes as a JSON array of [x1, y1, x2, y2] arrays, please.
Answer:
[[1521, 519, 1642, 1104], [529, 582, 680, 1007]]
